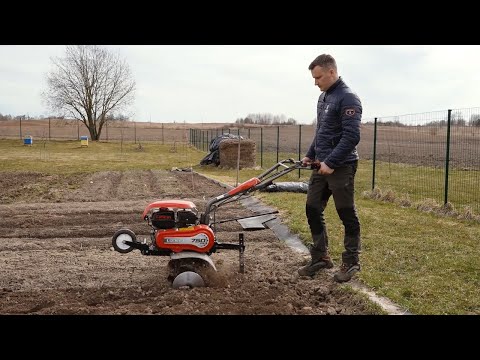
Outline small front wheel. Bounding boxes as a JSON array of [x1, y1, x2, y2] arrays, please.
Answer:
[[112, 228, 137, 253]]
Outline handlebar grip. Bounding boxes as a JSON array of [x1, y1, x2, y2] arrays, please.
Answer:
[[298, 161, 320, 170]]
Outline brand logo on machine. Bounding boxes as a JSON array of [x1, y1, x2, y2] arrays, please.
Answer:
[[164, 233, 209, 248]]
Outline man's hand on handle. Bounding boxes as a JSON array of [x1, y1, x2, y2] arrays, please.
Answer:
[[301, 157, 334, 175]]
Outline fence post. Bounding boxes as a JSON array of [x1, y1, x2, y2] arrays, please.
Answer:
[[236, 128, 241, 186], [372, 117, 378, 190], [19, 116, 22, 139], [134, 121, 137, 144], [444, 109, 452, 205], [48, 117, 51, 140], [276, 126, 280, 164], [298, 124, 302, 178], [260, 127, 263, 168]]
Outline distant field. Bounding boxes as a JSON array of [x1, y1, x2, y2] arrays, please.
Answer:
[[1, 119, 480, 169]]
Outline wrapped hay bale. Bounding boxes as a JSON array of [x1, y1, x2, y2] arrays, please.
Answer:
[[219, 139, 256, 168]]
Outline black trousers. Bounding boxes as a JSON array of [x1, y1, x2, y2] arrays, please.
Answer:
[[306, 161, 361, 264]]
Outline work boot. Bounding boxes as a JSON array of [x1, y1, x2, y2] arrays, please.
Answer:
[[333, 262, 360, 283], [298, 255, 333, 277]]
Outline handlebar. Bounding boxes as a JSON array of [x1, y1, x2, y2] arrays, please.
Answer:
[[202, 158, 319, 224]]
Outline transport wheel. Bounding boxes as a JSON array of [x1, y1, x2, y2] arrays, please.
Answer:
[[112, 228, 137, 253]]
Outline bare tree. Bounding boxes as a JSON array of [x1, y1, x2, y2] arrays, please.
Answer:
[[451, 110, 465, 126], [469, 113, 480, 127], [42, 45, 135, 140]]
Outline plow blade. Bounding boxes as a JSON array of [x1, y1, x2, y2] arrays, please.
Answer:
[[237, 214, 277, 231]]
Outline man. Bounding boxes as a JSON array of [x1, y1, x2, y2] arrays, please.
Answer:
[[298, 54, 362, 283]]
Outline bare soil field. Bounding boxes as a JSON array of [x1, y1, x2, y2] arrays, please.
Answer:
[[0, 169, 377, 315]]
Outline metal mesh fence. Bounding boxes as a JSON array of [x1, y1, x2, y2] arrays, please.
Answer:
[[364, 108, 480, 213], [189, 109, 480, 214], [0, 118, 190, 144], [1, 107, 479, 214]]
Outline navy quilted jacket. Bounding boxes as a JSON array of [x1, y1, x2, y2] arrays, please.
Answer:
[[306, 77, 362, 169]]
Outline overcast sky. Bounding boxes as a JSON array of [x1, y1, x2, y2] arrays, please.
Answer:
[[1, 45, 480, 124]]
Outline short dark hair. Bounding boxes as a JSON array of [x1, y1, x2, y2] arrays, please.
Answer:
[[308, 54, 337, 71]]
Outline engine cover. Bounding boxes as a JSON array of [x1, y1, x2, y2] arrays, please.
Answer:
[[151, 209, 176, 229], [143, 200, 199, 230], [155, 225, 215, 253]]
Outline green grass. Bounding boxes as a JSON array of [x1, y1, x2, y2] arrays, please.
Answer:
[[0, 139, 204, 174], [2, 139, 480, 314], [359, 160, 480, 214]]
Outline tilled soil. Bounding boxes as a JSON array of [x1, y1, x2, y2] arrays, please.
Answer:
[[0, 170, 376, 315]]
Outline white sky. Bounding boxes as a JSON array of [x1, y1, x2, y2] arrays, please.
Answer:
[[1, 45, 480, 124]]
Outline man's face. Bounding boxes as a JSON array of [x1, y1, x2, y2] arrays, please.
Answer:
[[311, 65, 336, 92]]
